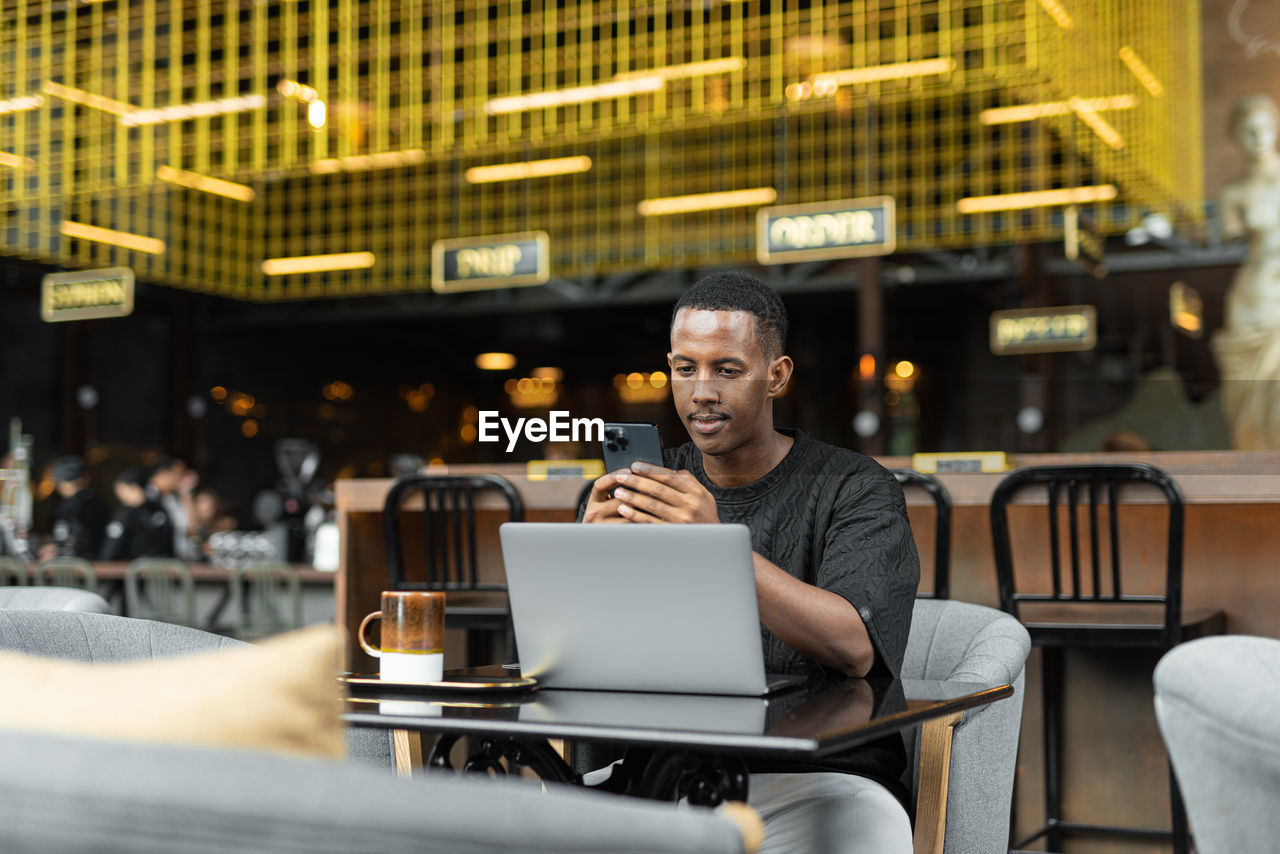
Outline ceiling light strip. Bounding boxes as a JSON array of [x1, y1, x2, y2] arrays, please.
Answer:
[[637, 187, 777, 216], [980, 95, 1137, 125], [614, 57, 747, 82], [956, 185, 1118, 214], [61, 220, 166, 255], [810, 58, 956, 88], [0, 95, 43, 115], [1118, 47, 1166, 98], [122, 94, 266, 127], [485, 77, 663, 115], [156, 165, 256, 202], [309, 149, 427, 174], [1068, 98, 1125, 149], [42, 81, 134, 116], [260, 251, 376, 275], [0, 151, 34, 170], [1037, 0, 1074, 29], [465, 156, 593, 184]]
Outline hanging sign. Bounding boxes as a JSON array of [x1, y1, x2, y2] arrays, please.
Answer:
[[432, 231, 549, 293], [41, 267, 135, 322], [757, 196, 895, 263], [990, 305, 1097, 355]]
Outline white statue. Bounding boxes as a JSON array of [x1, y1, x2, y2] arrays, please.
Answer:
[[1213, 95, 1280, 449]]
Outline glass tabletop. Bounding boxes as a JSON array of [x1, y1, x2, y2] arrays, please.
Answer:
[[342, 667, 1012, 760]]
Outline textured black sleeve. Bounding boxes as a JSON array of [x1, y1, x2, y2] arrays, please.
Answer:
[[816, 466, 920, 679]]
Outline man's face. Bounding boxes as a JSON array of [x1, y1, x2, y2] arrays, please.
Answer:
[[115, 482, 144, 507], [152, 463, 184, 493], [667, 308, 784, 456]]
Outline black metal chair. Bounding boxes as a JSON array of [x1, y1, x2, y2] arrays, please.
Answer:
[[125, 558, 196, 626], [991, 463, 1225, 854], [34, 557, 97, 591], [891, 469, 951, 600], [382, 474, 525, 666]]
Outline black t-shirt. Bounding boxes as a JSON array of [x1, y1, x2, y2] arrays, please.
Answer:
[[99, 500, 176, 562], [52, 488, 109, 559], [664, 428, 920, 805]]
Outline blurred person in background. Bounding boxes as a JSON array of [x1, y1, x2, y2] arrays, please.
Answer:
[[192, 486, 236, 558], [149, 456, 201, 560], [101, 467, 175, 561], [37, 455, 109, 560]]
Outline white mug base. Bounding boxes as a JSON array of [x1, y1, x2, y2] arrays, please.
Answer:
[[380, 652, 444, 684], [378, 699, 444, 717]]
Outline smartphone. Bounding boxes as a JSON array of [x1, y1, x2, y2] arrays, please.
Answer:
[[601, 422, 664, 473]]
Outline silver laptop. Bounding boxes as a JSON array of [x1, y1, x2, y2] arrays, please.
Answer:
[[499, 522, 805, 696]]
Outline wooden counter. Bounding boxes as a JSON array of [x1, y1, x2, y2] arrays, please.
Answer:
[[336, 452, 1280, 853]]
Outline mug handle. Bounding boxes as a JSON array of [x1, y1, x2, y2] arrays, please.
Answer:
[[357, 611, 383, 658]]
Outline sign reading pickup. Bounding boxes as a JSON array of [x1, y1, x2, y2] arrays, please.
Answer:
[[990, 305, 1097, 355], [432, 231, 549, 293], [41, 267, 135, 322], [757, 196, 895, 264]]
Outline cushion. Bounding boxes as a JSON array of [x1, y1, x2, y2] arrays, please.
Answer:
[[0, 623, 345, 760]]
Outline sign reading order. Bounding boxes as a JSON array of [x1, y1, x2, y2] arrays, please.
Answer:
[[757, 196, 895, 264], [990, 305, 1097, 355], [431, 231, 549, 293], [41, 267, 135, 322]]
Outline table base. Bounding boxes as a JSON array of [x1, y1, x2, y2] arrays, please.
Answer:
[[426, 735, 749, 805]]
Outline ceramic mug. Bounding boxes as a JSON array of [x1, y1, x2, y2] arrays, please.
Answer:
[[358, 591, 445, 683]]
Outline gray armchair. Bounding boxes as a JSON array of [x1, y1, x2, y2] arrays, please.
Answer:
[[0, 586, 112, 613], [0, 610, 760, 853], [902, 598, 1031, 854], [1154, 635, 1280, 854], [0, 727, 757, 854]]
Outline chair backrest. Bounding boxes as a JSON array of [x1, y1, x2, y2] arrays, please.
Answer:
[[990, 463, 1185, 644], [0, 586, 112, 613], [1154, 636, 1280, 854], [231, 562, 302, 639], [35, 557, 98, 591], [126, 558, 196, 626], [901, 598, 1030, 854], [382, 474, 525, 591], [891, 469, 951, 599], [0, 556, 28, 586]]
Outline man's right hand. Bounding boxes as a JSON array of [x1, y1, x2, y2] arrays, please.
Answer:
[[581, 471, 630, 523]]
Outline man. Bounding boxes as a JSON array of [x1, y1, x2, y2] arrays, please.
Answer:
[[584, 271, 920, 853], [101, 467, 175, 561], [39, 455, 109, 560], [149, 456, 200, 560]]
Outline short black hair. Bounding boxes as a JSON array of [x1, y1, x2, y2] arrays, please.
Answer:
[[52, 455, 86, 484], [670, 272, 789, 360], [152, 455, 182, 475], [115, 466, 149, 488]]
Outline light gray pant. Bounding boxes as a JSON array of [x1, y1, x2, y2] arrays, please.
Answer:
[[748, 772, 913, 854]]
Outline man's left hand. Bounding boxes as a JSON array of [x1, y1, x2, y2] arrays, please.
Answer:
[[612, 462, 720, 524]]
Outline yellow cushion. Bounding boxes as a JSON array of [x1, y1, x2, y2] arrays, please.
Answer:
[[0, 624, 346, 760]]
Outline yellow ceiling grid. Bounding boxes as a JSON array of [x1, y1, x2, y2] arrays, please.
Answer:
[[0, 1, 1201, 301]]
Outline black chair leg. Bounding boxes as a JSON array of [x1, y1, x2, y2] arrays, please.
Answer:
[[1043, 646, 1065, 852], [1170, 759, 1189, 854]]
